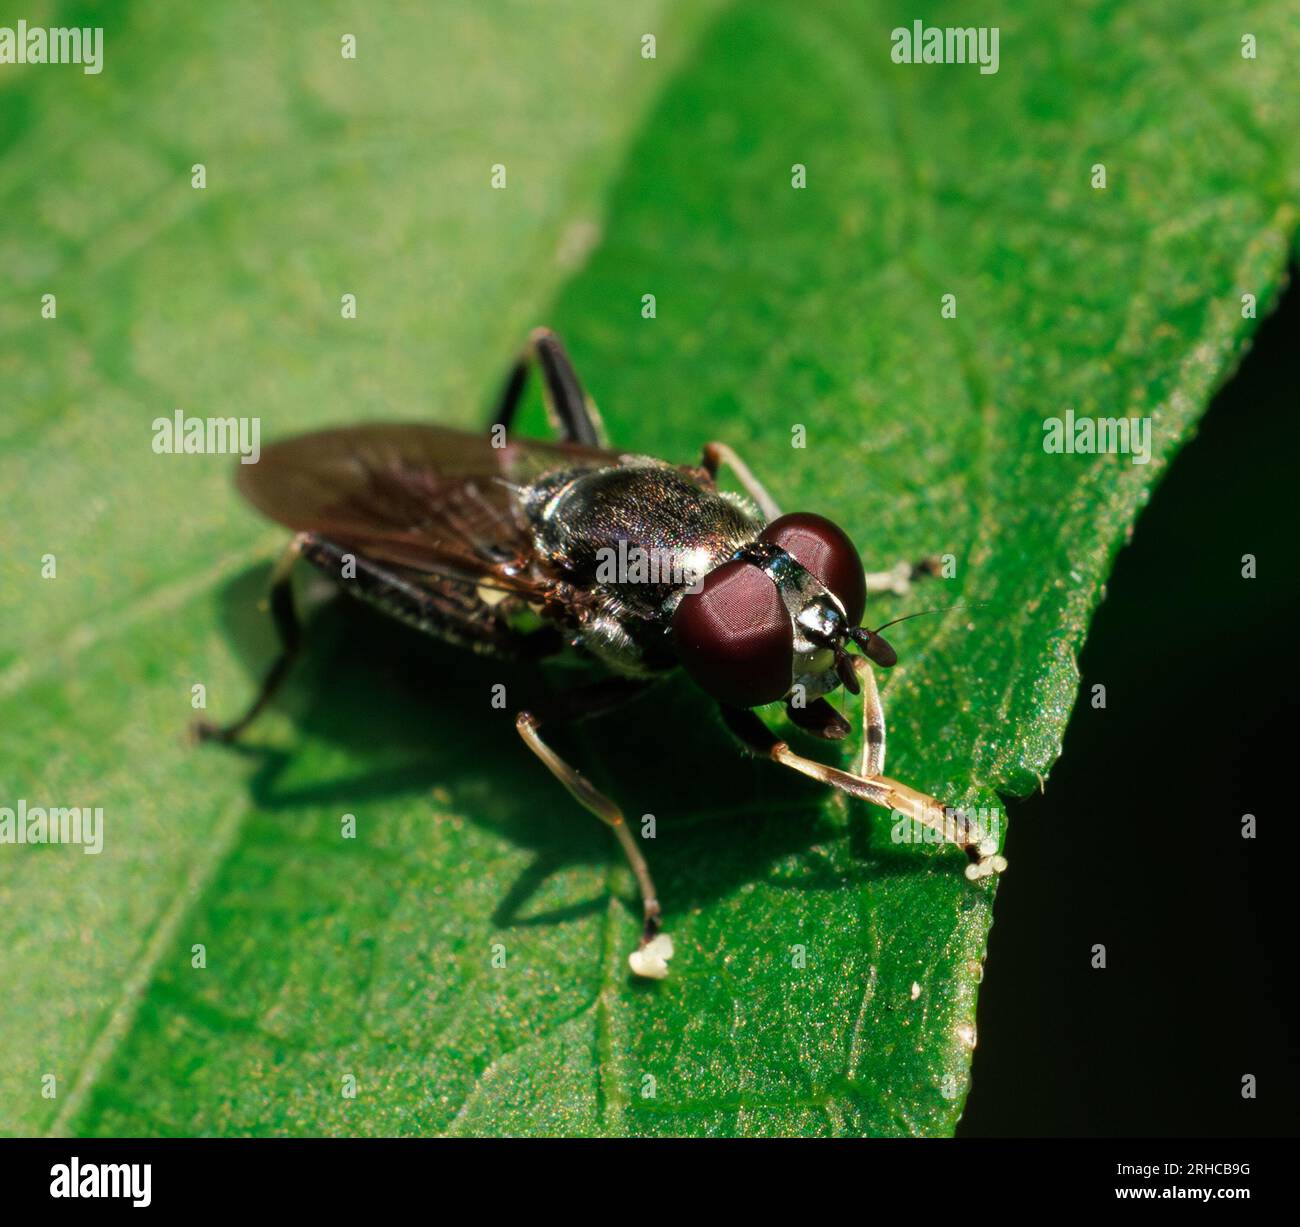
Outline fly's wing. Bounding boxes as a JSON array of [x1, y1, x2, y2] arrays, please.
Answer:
[[236, 422, 616, 596]]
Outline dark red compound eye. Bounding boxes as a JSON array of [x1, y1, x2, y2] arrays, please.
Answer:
[[672, 560, 793, 708], [760, 512, 867, 625]]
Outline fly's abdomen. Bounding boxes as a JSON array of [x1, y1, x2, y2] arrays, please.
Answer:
[[298, 534, 552, 660]]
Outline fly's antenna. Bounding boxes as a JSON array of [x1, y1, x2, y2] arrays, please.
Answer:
[[846, 625, 897, 667], [871, 600, 990, 635], [847, 601, 989, 668]]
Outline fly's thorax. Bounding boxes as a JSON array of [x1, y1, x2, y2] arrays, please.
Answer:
[[522, 457, 763, 618]]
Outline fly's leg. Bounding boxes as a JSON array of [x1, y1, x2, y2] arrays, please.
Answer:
[[489, 326, 607, 447], [853, 655, 886, 777], [701, 441, 782, 521], [699, 440, 938, 590], [785, 696, 851, 741], [192, 533, 308, 744], [515, 704, 673, 978], [720, 684, 1007, 880]]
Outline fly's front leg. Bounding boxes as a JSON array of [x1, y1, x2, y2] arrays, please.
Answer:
[[515, 708, 672, 979], [489, 326, 607, 447], [785, 696, 851, 740], [853, 656, 886, 777], [193, 533, 309, 744], [721, 699, 1006, 880], [701, 441, 782, 522]]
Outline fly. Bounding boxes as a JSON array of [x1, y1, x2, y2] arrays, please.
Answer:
[[195, 328, 1006, 980]]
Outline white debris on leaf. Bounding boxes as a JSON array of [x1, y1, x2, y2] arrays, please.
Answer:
[[628, 933, 674, 980], [964, 853, 1008, 881]]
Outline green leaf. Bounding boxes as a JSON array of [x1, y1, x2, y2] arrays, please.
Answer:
[[1, 0, 1296, 1137]]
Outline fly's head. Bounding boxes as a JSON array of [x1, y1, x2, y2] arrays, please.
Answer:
[[670, 512, 897, 709]]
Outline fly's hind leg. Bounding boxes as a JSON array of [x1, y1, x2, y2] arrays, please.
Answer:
[[489, 326, 607, 447], [193, 533, 309, 744], [515, 687, 673, 979]]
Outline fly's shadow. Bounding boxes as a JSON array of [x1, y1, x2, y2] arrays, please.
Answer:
[[204, 561, 906, 942]]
